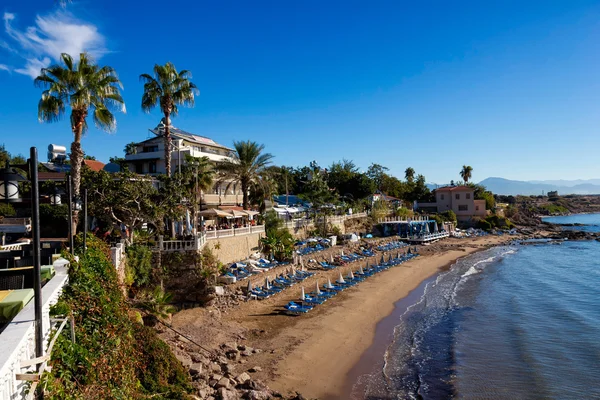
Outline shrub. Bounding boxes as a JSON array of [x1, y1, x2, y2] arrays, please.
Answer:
[[478, 219, 492, 231], [440, 210, 457, 224], [43, 235, 191, 398], [39, 204, 69, 238], [0, 202, 16, 217], [125, 244, 154, 287]]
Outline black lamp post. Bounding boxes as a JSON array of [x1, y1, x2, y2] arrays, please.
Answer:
[[0, 163, 27, 203]]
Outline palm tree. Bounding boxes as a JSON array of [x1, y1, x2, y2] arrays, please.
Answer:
[[124, 142, 138, 155], [35, 52, 125, 233], [180, 154, 214, 211], [460, 165, 473, 183], [217, 141, 274, 210], [405, 167, 415, 183], [140, 63, 198, 177]]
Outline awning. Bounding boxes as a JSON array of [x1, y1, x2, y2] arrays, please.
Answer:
[[227, 210, 246, 218], [198, 208, 231, 218]]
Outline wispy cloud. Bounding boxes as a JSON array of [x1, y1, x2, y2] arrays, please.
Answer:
[[0, 64, 10, 72], [1, 10, 108, 78]]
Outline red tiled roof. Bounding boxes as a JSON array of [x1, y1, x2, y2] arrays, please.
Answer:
[[38, 172, 66, 181], [83, 160, 105, 172], [435, 185, 473, 192]]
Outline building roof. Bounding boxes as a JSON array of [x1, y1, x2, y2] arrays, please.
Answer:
[[38, 172, 66, 181], [83, 159, 105, 172], [434, 185, 473, 192], [144, 126, 232, 151], [372, 192, 402, 201]]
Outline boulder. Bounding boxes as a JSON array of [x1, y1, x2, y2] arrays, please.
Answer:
[[235, 372, 251, 384], [189, 363, 203, 376], [215, 377, 231, 390], [216, 387, 238, 400], [248, 366, 262, 373], [245, 390, 271, 400]]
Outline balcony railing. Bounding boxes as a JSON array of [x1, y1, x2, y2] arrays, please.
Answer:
[[204, 225, 265, 240]]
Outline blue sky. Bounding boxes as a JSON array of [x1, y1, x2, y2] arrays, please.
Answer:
[[1, 0, 599, 184]]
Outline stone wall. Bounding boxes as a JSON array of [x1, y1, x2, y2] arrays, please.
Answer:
[[205, 232, 264, 264]]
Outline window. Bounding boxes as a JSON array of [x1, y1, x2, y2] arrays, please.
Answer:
[[476, 206, 479, 211], [135, 163, 143, 174], [455, 193, 460, 200], [458, 205, 468, 211], [466, 193, 471, 199], [149, 161, 157, 173], [143, 145, 159, 153], [440, 194, 445, 200]]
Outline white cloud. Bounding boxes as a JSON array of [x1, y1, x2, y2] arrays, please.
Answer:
[[2, 10, 108, 79], [0, 64, 10, 72]]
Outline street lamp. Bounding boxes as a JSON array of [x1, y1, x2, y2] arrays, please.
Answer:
[[0, 163, 27, 203]]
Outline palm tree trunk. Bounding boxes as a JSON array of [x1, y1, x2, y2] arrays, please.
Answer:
[[70, 110, 86, 235], [164, 112, 171, 177], [242, 180, 248, 210]]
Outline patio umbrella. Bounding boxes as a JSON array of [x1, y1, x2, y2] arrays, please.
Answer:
[[265, 277, 270, 290], [315, 280, 321, 295], [228, 209, 246, 219], [301, 287, 305, 301], [338, 271, 346, 284], [341, 250, 345, 257], [330, 254, 335, 264], [349, 270, 355, 280], [359, 266, 364, 274], [380, 255, 385, 265], [327, 278, 334, 289]]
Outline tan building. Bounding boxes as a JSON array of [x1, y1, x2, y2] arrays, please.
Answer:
[[125, 119, 243, 208], [419, 186, 487, 221]]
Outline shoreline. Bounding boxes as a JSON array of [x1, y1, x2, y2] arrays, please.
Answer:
[[263, 235, 514, 399], [167, 235, 519, 399]]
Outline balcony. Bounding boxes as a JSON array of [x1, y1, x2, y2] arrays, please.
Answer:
[[202, 194, 241, 206]]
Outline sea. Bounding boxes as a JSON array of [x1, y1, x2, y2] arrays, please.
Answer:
[[351, 213, 600, 400]]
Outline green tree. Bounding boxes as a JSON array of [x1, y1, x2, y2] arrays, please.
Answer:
[[140, 62, 198, 177], [124, 142, 138, 155], [460, 165, 473, 183], [366, 163, 389, 191], [35, 52, 125, 233], [405, 167, 415, 183], [83, 154, 96, 160], [216, 140, 274, 209]]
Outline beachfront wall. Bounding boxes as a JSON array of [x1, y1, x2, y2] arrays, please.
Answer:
[[205, 232, 264, 265]]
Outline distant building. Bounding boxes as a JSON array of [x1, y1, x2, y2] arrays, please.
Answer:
[[124, 119, 243, 208], [417, 185, 487, 221], [547, 190, 559, 198], [370, 192, 403, 208]]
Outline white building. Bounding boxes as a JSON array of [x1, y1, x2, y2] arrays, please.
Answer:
[[125, 120, 243, 208]]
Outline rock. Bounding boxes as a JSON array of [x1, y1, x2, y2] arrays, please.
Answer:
[[245, 390, 271, 400], [189, 363, 203, 376], [222, 364, 236, 375], [237, 344, 247, 351], [192, 353, 209, 364], [251, 348, 262, 354], [211, 374, 223, 382], [235, 372, 251, 384], [175, 353, 192, 367], [210, 363, 222, 373], [240, 350, 252, 357], [214, 285, 227, 295], [248, 366, 262, 373], [216, 387, 237, 400], [219, 356, 230, 364], [216, 377, 231, 390], [226, 349, 240, 360]]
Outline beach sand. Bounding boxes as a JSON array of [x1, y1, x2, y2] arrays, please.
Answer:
[[169, 235, 515, 399]]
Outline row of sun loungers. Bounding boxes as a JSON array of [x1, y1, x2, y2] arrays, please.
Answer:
[[222, 258, 290, 281], [284, 250, 419, 315], [376, 240, 409, 252], [248, 267, 315, 299]]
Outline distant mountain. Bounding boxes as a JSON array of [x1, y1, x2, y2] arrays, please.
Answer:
[[478, 177, 600, 196]]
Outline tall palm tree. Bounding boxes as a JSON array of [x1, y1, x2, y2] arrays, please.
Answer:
[[405, 167, 415, 183], [217, 141, 274, 210], [460, 165, 473, 183], [180, 154, 214, 211], [140, 63, 198, 177], [35, 52, 125, 233]]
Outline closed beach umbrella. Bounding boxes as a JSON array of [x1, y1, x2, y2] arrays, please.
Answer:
[[338, 271, 346, 284], [301, 287, 306, 301], [247, 280, 252, 292], [341, 250, 344, 257], [380, 255, 385, 265], [327, 278, 334, 289], [315, 280, 321, 295], [359, 265, 364, 274], [265, 277, 270, 289], [349, 270, 355, 280], [330, 254, 335, 264]]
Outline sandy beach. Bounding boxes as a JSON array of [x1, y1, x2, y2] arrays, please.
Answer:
[[169, 235, 516, 399]]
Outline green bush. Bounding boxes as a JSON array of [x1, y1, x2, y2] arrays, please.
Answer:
[[478, 219, 492, 231], [440, 210, 457, 223], [0, 202, 16, 217], [125, 244, 154, 287], [43, 235, 191, 399]]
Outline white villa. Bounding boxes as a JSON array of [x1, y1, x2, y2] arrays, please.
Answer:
[[125, 119, 243, 208]]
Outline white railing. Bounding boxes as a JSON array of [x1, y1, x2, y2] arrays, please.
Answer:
[[153, 234, 207, 252], [0, 259, 69, 400], [0, 240, 30, 252], [378, 215, 431, 223], [408, 232, 449, 242], [204, 225, 265, 240]]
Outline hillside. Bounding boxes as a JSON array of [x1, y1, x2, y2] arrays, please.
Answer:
[[479, 177, 600, 196]]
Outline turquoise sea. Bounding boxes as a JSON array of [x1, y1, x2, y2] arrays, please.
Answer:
[[354, 214, 600, 399]]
